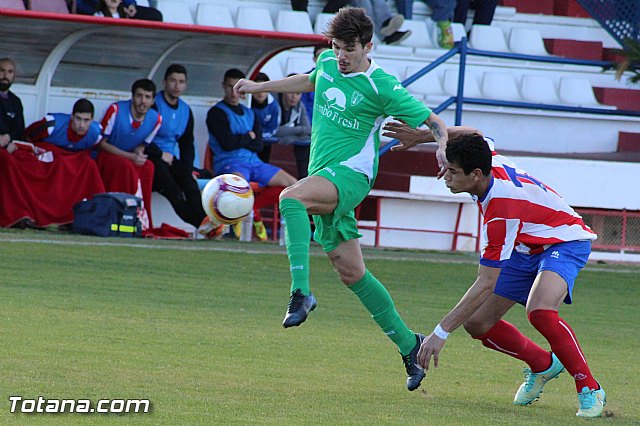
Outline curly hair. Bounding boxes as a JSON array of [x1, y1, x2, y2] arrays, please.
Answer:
[[445, 133, 492, 176]]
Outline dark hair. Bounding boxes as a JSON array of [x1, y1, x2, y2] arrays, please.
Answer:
[[445, 133, 492, 176], [72, 98, 94, 116], [0, 57, 16, 68], [324, 7, 373, 46], [95, 0, 126, 18], [164, 64, 187, 80], [131, 78, 157, 97], [313, 44, 329, 58], [254, 72, 269, 83], [224, 68, 245, 81]]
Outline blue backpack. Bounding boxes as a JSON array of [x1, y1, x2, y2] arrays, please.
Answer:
[[72, 192, 143, 237]]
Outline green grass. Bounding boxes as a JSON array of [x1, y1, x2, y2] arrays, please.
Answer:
[[0, 230, 638, 425]]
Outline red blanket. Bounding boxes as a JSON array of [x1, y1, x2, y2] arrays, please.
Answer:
[[0, 142, 105, 227], [96, 152, 154, 229]]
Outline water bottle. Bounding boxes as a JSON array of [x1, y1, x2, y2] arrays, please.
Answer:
[[240, 210, 254, 242]]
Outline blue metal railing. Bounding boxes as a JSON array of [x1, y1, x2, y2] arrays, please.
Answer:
[[380, 37, 640, 156]]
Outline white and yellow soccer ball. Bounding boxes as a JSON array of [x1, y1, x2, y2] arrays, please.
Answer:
[[201, 174, 254, 225]]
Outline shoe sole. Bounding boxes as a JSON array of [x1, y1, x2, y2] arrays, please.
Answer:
[[380, 14, 404, 37]]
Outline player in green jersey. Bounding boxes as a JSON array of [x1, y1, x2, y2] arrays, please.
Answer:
[[235, 7, 448, 391]]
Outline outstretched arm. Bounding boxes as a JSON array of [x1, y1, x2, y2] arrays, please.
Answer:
[[416, 265, 500, 372], [234, 74, 315, 96]]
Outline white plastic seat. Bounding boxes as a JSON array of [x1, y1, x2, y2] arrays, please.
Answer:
[[196, 4, 234, 28], [520, 75, 560, 104], [314, 13, 334, 35], [405, 66, 445, 96], [558, 77, 602, 107], [469, 25, 509, 52], [0, 0, 25, 10], [276, 10, 313, 34], [29, 0, 69, 13], [509, 28, 549, 56], [398, 20, 433, 49], [236, 7, 274, 31], [285, 56, 315, 75], [156, 0, 194, 24], [481, 72, 522, 101], [443, 69, 482, 98], [258, 59, 284, 82]]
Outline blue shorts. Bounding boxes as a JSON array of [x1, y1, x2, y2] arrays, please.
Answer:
[[218, 161, 280, 188], [493, 240, 591, 305]]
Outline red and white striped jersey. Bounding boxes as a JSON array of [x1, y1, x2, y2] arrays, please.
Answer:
[[476, 138, 596, 267]]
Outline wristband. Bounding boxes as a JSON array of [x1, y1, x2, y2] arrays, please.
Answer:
[[433, 324, 450, 340]]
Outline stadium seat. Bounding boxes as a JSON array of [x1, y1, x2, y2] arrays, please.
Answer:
[[398, 20, 433, 49], [0, 0, 26, 10], [481, 72, 522, 101], [508, 28, 549, 56], [443, 69, 482, 98], [258, 59, 284, 81], [469, 25, 509, 52], [196, 4, 234, 28], [405, 66, 445, 97], [156, 0, 193, 24], [374, 60, 404, 81], [314, 13, 334, 35], [557, 77, 604, 107], [520, 75, 560, 104], [28, 0, 69, 13], [285, 56, 314, 75], [236, 7, 274, 32], [276, 10, 313, 34]]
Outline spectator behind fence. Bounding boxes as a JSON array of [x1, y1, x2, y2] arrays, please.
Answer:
[[96, 78, 161, 229], [0, 98, 105, 228], [396, 0, 457, 48], [0, 58, 25, 149], [206, 68, 297, 241], [276, 77, 311, 179], [348, 0, 412, 44], [146, 64, 214, 235], [453, 0, 498, 32], [77, 0, 162, 21], [251, 72, 281, 164]]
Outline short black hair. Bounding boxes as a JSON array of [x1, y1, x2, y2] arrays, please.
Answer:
[[324, 7, 373, 46], [254, 72, 270, 83], [224, 68, 245, 82], [445, 133, 492, 176], [131, 78, 156, 97], [164, 64, 187, 80], [72, 98, 94, 116]]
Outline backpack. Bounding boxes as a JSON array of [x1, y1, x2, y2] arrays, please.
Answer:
[[72, 192, 143, 237]]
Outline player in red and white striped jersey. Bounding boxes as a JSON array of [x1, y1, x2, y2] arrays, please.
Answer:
[[382, 123, 605, 418]]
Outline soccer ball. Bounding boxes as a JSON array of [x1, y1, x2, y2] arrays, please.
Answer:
[[201, 174, 254, 225]]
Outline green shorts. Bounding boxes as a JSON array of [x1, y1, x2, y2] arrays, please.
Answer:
[[312, 165, 371, 252]]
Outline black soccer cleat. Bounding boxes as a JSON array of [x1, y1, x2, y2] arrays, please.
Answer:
[[401, 333, 426, 391], [282, 289, 317, 328]]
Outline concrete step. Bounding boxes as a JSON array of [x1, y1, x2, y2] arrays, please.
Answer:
[[593, 87, 640, 111], [543, 38, 603, 61]]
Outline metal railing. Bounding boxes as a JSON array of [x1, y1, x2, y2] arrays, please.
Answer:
[[380, 37, 640, 155]]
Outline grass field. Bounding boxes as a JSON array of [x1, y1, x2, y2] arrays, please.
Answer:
[[0, 229, 638, 425]]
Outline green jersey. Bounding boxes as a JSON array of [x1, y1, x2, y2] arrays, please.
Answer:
[[308, 49, 432, 185]]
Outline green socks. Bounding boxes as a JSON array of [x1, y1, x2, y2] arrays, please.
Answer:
[[349, 270, 416, 355], [279, 198, 311, 296]]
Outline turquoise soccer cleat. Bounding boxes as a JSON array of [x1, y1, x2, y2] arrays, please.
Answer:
[[513, 353, 565, 405], [576, 386, 606, 418]]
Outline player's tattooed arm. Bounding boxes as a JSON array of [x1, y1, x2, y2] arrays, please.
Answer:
[[425, 112, 449, 178]]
